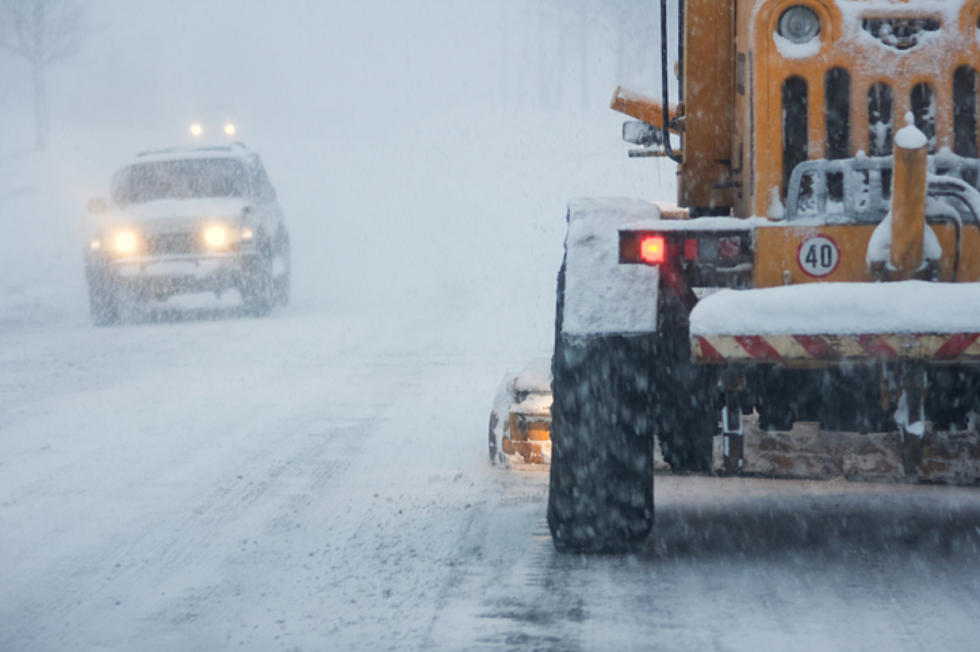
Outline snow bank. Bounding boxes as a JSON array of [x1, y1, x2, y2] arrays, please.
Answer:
[[0, 151, 90, 328], [561, 197, 662, 336], [691, 281, 980, 336]]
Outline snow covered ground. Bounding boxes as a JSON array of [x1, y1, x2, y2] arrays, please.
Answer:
[[5, 222, 980, 648], [4, 2, 980, 650], [4, 306, 980, 651]]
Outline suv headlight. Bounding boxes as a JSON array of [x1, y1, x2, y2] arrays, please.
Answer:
[[203, 224, 231, 249], [112, 229, 140, 255], [778, 6, 820, 44]]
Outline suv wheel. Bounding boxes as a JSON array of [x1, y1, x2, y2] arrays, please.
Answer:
[[241, 251, 274, 317], [271, 230, 291, 307], [87, 274, 120, 327]]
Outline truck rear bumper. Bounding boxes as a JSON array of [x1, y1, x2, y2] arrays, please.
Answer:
[[690, 281, 980, 365], [694, 332, 980, 364]]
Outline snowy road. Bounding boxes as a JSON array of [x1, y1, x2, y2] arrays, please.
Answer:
[[4, 307, 980, 651]]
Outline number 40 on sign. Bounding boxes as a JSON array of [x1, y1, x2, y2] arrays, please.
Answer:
[[797, 235, 840, 277]]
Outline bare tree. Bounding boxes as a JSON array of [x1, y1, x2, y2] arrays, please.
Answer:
[[0, 0, 89, 150]]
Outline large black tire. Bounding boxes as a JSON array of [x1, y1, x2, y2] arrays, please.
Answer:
[[653, 324, 716, 474], [547, 261, 657, 553]]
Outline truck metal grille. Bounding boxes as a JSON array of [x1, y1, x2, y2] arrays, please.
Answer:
[[786, 152, 980, 222]]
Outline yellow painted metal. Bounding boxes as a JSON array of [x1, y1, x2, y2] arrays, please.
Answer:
[[754, 224, 875, 285], [890, 136, 928, 277], [612, 1, 980, 286], [615, 0, 980, 217], [736, 0, 980, 217], [610, 86, 678, 132], [753, 223, 980, 287], [679, 0, 735, 212], [729, 1, 980, 288]]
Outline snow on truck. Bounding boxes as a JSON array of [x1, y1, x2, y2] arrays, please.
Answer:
[[539, 0, 980, 552], [84, 132, 290, 325]]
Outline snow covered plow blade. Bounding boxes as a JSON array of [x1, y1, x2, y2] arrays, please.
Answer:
[[690, 283, 980, 475], [694, 330, 980, 365], [692, 284, 980, 366]]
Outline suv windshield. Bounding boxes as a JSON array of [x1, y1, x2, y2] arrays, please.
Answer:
[[111, 158, 248, 205]]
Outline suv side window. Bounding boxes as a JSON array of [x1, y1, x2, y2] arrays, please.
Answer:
[[248, 155, 276, 203]]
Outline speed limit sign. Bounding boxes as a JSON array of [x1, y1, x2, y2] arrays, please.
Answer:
[[797, 235, 840, 277]]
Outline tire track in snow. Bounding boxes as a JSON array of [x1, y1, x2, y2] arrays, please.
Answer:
[[0, 421, 367, 651], [418, 469, 591, 651], [416, 471, 980, 651], [0, 311, 434, 651]]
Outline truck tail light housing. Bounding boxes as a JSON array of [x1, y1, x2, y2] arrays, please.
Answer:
[[684, 238, 699, 260], [640, 236, 666, 264], [620, 230, 669, 265], [621, 229, 749, 267], [619, 227, 754, 286]]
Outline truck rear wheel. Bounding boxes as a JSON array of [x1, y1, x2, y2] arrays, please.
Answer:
[[653, 325, 716, 473], [547, 262, 656, 553], [271, 229, 291, 307]]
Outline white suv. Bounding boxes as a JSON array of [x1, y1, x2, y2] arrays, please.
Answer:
[[84, 143, 290, 325]]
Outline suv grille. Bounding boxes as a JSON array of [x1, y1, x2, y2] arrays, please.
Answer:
[[146, 233, 200, 256]]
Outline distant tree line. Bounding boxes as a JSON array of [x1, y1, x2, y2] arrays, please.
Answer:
[[0, 0, 90, 150], [505, 1, 659, 110]]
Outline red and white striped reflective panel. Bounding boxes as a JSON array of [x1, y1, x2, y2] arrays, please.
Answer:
[[693, 333, 980, 362]]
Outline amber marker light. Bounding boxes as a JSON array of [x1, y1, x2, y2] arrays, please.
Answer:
[[640, 235, 666, 264]]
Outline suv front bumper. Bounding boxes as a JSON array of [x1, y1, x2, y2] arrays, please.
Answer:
[[85, 251, 264, 299]]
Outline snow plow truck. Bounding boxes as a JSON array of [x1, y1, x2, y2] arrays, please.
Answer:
[[548, 0, 980, 552]]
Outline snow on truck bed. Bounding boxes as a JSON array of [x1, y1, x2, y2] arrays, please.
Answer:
[[691, 281, 980, 336]]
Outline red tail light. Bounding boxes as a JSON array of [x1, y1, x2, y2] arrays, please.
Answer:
[[640, 236, 666, 264], [684, 238, 699, 260]]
